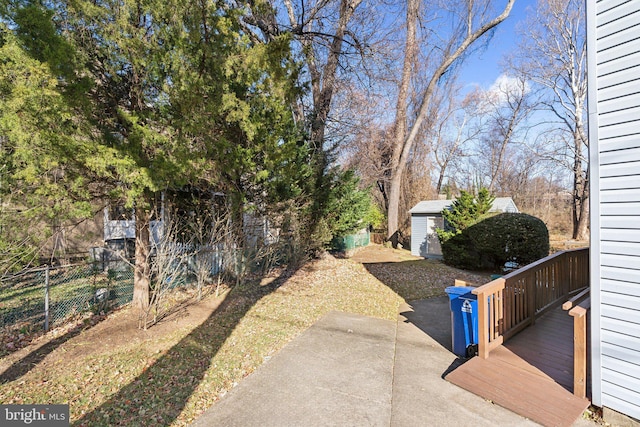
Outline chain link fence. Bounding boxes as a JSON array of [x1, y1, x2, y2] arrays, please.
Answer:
[[1, 242, 280, 334], [0, 259, 134, 333]]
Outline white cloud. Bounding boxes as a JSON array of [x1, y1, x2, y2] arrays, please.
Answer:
[[485, 74, 531, 105]]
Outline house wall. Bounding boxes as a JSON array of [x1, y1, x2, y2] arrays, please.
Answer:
[[588, 0, 640, 420], [103, 208, 163, 244]]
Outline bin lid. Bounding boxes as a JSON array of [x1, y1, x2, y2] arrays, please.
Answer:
[[444, 286, 474, 297]]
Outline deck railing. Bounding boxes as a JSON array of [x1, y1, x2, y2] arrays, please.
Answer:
[[473, 247, 589, 359], [563, 288, 591, 398]]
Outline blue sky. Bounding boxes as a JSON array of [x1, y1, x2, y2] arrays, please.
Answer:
[[458, 0, 536, 88]]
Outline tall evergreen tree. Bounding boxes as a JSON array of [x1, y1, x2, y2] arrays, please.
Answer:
[[2, 1, 308, 308], [437, 188, 495, 243], [0, 23, 92, 272]]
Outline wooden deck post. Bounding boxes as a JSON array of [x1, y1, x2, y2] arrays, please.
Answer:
[[476, 287, 489, 359], [569, 297, 590, 399], [473, 278, 505, 359]]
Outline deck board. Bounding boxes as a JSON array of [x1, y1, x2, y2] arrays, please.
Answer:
[[446, 307, 590, 427]]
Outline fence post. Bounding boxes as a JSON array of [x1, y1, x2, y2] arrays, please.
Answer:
[[44, 265, 50, 332]]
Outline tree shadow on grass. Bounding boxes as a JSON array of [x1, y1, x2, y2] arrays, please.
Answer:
[[362, 259, 489, 302], [0, 318, 102, 384], [360, 257, 488, 356], [73, 270, 293, 427]]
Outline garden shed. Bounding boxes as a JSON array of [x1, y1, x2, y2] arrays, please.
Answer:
[[409, 197, 518, 258]]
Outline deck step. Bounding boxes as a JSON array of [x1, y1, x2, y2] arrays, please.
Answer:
[[446, 308, 590, 427], [446, 344, 590, 427]]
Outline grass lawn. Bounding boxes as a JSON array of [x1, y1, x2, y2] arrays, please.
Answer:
[[1, 266, 134, 341], [0, 246, 489, 426]]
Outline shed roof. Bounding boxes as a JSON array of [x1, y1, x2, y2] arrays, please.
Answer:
[[409, 197, 518, 214], [409, 200, 453, 214]]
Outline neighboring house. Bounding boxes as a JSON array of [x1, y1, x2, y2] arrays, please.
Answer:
[[588, 0, 640, 422], [409, 197, 518, 258], [103, 194, 276, 255], [103, 204, 163, 256]]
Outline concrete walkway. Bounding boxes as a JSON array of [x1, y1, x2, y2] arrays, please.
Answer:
[[192, 297, 594, 426]]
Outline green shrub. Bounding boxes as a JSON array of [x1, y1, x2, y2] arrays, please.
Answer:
[[442, 213, 549, 271], [437, 188, 495, 245], [318, 169, 377, 249], [441, 231, 481, 270]]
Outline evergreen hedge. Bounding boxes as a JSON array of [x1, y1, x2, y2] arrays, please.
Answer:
[[442, 213, 549, 271]]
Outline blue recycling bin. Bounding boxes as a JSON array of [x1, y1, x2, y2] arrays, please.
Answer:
[[445, 286, 479, 358]]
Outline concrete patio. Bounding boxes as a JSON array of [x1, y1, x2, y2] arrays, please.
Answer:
[[192, 296, 597, 426]]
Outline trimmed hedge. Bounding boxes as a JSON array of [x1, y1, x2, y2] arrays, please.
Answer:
[[442, 213, 549, 271]]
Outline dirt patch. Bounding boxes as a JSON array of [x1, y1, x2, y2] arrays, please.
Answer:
[[0, 292, 225, 379], [66, 295, 223, 358]]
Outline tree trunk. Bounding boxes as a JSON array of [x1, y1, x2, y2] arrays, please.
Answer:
[[307, 0, 361, 156], [386, 0, 418, 246], [386, 0, 515, 246], [436, 158, 450, 195], [572, 92, 589, 240], [573, 198, 589, 240], [387, 172, 403, 247], [303, 0, 362, 237], [377, 180, 390, 214], [133, 206, 151, 311], [572, 149, 589, 240]]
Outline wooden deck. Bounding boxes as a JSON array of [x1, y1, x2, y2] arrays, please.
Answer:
[[446, 307, 590, 427]]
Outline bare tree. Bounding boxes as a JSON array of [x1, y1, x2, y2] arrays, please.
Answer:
[[188, 210, 233, 300], [138, 205, 239, 329], [516, 0, 588, 240], [139, 212, 191, 329], [476, 73, 536, 192], [343, 93, 434, 242], [343, 123, 393, 211], [241, 0, 398, 244], [386, 0, 515, 246], [430, 83, 483, 194], [242, 0, 382, 160]]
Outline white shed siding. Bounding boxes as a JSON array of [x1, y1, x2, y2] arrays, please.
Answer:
[[589, 0, 640, 420], [410, 215, 443, 258], [411, 215, 428, 257]]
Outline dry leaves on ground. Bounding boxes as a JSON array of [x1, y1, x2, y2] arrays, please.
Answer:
[[0, 245, 487, 426]]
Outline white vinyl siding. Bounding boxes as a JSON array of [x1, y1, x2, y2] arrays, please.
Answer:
[[600, 216, 640, 228], [601, 278, 640, 297], [410, 214, 443, 258], [411, 215, 428, 257], [590, 0, 640, 420]]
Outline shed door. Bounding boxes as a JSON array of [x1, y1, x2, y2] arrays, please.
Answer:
[[411, 215, 428, 257], [427, 216, 444, 256], [411, 215, 443, 258]]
